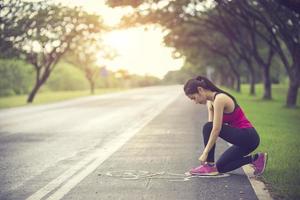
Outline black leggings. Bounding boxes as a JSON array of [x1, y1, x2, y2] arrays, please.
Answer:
[[202, 122, 260, 173]]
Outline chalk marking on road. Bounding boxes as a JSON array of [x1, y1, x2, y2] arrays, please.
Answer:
[[226, 142, 273, 200], [26, 92, 181, 200], [100, 170, 230, 182]]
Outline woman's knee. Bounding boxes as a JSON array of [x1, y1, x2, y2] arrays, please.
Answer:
[[203, 122, 213, 136]]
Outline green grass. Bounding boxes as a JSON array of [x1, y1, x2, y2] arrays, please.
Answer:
[[225, 84, 300, 200], [0, 88, 126, 109]]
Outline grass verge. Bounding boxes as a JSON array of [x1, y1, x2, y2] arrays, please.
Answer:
[[0, 88, 126, 109], [226, 84, 300, 200]]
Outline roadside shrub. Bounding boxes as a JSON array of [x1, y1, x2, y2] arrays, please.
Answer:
[[0, 59, 34, 96]]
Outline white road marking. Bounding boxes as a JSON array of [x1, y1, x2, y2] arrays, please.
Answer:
[[26, 91, 181, 200]]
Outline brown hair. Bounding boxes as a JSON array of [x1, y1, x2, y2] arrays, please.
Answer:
[[183, 75, 237, 103]]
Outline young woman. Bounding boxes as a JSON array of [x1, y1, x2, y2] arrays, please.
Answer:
[[183, 75, 268, 176]]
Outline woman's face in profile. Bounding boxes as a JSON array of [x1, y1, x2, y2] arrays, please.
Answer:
[[188, 91, 207, 104]]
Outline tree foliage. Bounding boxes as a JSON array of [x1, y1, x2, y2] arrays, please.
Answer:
[[1, 0, 106, 102], [106, 0, 300, 107]]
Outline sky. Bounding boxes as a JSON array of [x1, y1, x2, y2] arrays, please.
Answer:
[[50, 0, 184, 79]]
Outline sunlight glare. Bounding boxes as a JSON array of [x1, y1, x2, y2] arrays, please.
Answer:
[[99, 26, 184, 79], [102, 30, 133, 54], [51, 0, 184, 79]]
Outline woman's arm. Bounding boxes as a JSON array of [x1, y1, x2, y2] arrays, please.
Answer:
[[202, 95, 225, 157]]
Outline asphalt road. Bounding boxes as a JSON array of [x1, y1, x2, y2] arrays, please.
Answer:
[[0, 85, 258, 200]]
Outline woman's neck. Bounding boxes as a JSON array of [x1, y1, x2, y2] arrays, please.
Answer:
[[206, 91, 218, 101]]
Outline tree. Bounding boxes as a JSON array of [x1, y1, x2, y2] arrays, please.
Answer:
[[218, 0, 300, 106], [209, 2, 276, 98], [107, 0, 300, 107], [64, 38, 117, 94], [258, 0, 300, 107], [1, 0, 105, 102], [0, 0, 33, 58]]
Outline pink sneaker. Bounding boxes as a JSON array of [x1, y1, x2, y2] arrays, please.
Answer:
[[189, 163, 219, 176], [252, 152, 268, 176]]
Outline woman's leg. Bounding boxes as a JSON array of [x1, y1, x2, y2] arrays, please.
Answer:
[[202, 122, 260, 172], [216, 145, 254, 173]]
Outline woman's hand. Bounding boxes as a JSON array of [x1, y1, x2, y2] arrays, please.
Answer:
[[198, 152, 208, 165]]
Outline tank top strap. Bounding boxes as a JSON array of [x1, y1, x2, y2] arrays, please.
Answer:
[[211, 92, 220, 108], [213, 92, 220, 101], [212, 92, 239, 109]]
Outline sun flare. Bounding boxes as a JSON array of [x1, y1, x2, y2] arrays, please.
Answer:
[[102, 30, 133, 54], [52, 0, 184, 79]]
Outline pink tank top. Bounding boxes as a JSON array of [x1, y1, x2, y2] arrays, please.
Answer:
[[213, 92, 253, 129]]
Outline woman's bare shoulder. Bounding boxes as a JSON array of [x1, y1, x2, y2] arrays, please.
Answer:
[[215, 93, 231, 102], [214, 93, 236, 112]]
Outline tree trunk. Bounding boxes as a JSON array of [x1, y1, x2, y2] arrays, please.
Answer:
[[262, 65, 272, 100], [236, 75, 241, 93], [229, 61, 240, 92], [249, 68, 256, 96], [231, 66, 241, 93], [27, 64, 53, 103], [286, 67, 300, 107], [224, 73, 234, 89], [220, 73, 226, 86], [286, 81, 299, 108], [244, 59, 256, 95], [27, 81, 42, 103], [90, 81, 95, 94], [229, 75, 235, 89], [232, 74, 235, 89]]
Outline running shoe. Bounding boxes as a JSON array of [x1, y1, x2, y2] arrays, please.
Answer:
[[252, 152, 268, 176], [189, 163, 219, 176]]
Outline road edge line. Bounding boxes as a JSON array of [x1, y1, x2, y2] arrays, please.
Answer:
[[242, 164, 273, 200]]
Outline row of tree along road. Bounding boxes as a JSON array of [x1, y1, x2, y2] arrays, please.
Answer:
[[1, 0, 299, 108], [107, 0, 299, 108], [0, 0, 161, 103]]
